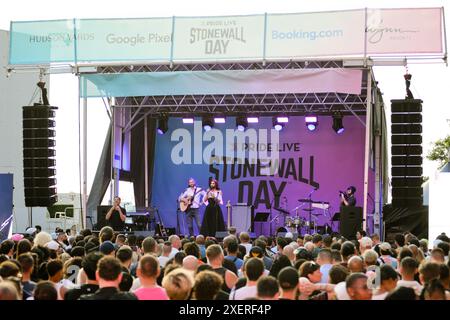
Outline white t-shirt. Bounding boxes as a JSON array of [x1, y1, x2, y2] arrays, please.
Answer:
[[158, 256, 170, 268], [131, 278, 141, 292], [168, 247, 179, 259], [230, 285, 258, 300], [241, 243, 252, 256], [372, 291, 389, 300], [397, 280, 423, 296]]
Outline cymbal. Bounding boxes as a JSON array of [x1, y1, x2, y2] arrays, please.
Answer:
[[298, 199, 314, 203], [274, 207, 290, 214], [302, 208, 315, 211]]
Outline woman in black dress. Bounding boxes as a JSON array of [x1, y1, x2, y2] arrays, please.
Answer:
[[200, 179, 225, 237]]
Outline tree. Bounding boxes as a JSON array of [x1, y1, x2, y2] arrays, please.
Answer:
[[426, 135, 450, 169]]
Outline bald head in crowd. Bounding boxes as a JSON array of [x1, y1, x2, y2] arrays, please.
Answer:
[[183, 255, 199, 271], [304, 242, 314, 252], [282, 245, 295, 262], [348, 256, 364, 273]]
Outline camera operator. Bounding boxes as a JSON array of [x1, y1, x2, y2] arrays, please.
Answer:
[[339, 186, 356, 207]]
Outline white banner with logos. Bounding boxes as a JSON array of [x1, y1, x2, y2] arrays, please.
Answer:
[[172, 15, 265, 60], [9, 8, 445, 65], [366, 8, 443, 54], [266, 10, 366, 58]]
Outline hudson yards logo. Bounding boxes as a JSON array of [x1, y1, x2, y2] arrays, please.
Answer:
[[190, 19, 246, 54]]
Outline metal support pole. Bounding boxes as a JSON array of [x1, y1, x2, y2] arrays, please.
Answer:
[[110, 106, 115, 203], [374, 133, 381, 236], [82, 96, 88, 229], [112, 107, 120, 197], [362, 69, 372, 232], [144, 116, 149, 208]]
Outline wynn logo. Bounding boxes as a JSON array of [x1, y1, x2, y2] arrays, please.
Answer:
[[366, 20, 419, 44]]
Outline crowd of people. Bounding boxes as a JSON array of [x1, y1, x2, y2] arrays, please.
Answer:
[[0, 225, 449, 300]]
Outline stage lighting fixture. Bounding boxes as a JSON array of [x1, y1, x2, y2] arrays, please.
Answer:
[[332, 112, 344, 134], [157, 116, 168, 134], [247, 117, 259, 123], [272, 117, 285, 131], [214, 117, 226, 123], [236, 116, 248, 132], [182, 118, 194, 124], [202, 116, 214, 131], [305, 116, 318, 131], [276, 116, 289, 123]]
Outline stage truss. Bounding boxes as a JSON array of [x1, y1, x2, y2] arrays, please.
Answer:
[[94, 60, 374, 132]]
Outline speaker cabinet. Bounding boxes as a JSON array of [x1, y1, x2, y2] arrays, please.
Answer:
[[96, 205, 111, 230], [339, 206, 363, 240]]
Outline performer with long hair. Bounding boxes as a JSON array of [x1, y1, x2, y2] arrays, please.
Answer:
[[200, 179, 226, 237]]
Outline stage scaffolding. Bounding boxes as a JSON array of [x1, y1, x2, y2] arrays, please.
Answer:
[[73, 58, 386, 235]]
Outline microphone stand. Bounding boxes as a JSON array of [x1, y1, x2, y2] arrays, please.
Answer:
[[176, 198, 181, 236], [307, 188, 317, 234], [269, 197, 274, 237]]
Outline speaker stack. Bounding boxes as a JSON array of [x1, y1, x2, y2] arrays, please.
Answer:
[[23, 105, 58, 207], [390, 99, 423, 207], [384, 99, 428, 240]]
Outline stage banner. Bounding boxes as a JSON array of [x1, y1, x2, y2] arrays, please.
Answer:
[[151, 116, 366, 234], [266, 9, 365, 58], [0, 174, 14, 241], [172, 15, 265, 61], [75, 18, 172, 62], [366, 8, 443, 55], [9, 19, 75, 64], [9, 8, 444, 65]]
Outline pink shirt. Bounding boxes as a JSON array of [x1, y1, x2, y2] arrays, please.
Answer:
[[134, 286, 169, 300]]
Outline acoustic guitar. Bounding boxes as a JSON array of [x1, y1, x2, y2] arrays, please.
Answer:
[[179, 187, 201, 212], [179, 196, 193, 212]]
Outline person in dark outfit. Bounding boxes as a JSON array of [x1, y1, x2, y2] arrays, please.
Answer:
[[340, 186, 356, 207], [65, 252, 103, 300], [79, 256, 137, 300], [105, 196, 126, 231], [200, 179, 225, 237]]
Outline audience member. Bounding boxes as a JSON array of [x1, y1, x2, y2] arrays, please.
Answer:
[[193, 270, 223, 300], [134, 255, 169, 300], [346, 273, 372, 300], [230, 257, 264, 300], [79, 256, 137, 300], [256, 276, 279, 300]]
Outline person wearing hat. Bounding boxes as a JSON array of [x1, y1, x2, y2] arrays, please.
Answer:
[[99, 241, 117, 257], [340, 186, 356, 207], [378, 242, 398, 269]]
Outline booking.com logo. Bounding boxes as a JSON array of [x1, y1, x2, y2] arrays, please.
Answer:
[[169, 120, 280, 173], [272, 29, 344, 41]]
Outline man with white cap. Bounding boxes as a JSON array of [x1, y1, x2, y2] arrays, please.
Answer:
[[378, 242, 398, 269], [24, 227, 36, 236]]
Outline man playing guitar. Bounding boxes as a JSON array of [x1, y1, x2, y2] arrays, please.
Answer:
[[179, 178, 206, 236]]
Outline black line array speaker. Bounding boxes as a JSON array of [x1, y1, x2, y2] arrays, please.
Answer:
[[339, 206, 363, 240], [23, 105, 58, 207], [390, 99, 424, 207], [96, 206, 111, 230]]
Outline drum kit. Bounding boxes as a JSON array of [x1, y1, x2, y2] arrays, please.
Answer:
[[272, 196, 331, 234]]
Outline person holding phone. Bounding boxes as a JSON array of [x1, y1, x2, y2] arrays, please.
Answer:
[[106, 196, 127, 231]]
